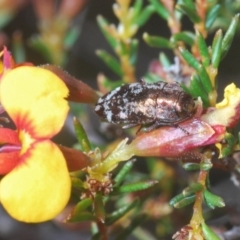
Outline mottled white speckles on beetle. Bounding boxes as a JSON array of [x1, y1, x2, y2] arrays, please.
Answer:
[[95, 80, 195, 132]]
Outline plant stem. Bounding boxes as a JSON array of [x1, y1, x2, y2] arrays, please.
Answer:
[[189, 159, 210, 236], [97, 219, 108, 240]]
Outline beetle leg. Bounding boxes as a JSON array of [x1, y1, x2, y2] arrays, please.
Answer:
[[141, 121, 161, 132], [143, 120, 190, 134], [122, 123, 139, 129], [135, 125, 143, 134], [123, 123, 143, 134]]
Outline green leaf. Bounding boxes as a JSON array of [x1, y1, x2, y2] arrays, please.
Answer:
[[117, 40, 130, 56], [181, 0, 196, 10], [68, 212, 95, 223], [182, 162, 200, 171], [203, 190, 225, 209], [67, 198, 94, 222], [206, 4, 221, 29], [97, 15, 117, 49], [106, 199, 140, 225], [114, 214, 148, 240], [200, 162, 213, 171], [129, 39, 139, 66], [176, 4, 201, 23], [179, 47, 200, 70], [219, 132, 236, 157], [73, 198, 92, 212], [143, 33, 173, 48], [113, 180, 158, 194], [196, 31, 210, 67], [198, 65, 213, 93], [182, 183, 204, 197], [91, 223, 99, 237], [114, 159, 136, 187], [169, 193, 185, 206], [188, 74, 210, 107], [174, 195, 196, 208], [0, 10, 14, 28], [132, 0, 143, 17], [64, 26, 80, 49], [147, 0, 169, 20], [96, 50, 123, 77], [73, 117, 91, 152], [171, 31, 195, 46], [201, 222, 221, 240], [221, 14, 239, 59], [170, 194, 196, 208], [136, 5, 155, 26], [29, 36, 54, 63], [159, 52, 171, 67], [71, 177, 85, 191], [211, 29, 223, 68], [12, 32, 26, 63]]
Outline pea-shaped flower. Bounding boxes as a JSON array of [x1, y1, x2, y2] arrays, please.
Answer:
[[94, 83, 240, 171], [0, 66, 71, 223]]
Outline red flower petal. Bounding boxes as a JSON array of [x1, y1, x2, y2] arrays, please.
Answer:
[[0, 128, 20, 145]]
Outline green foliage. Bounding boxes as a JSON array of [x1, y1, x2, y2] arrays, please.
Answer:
[[105, 199, 140, 225], [29, 36, 55, 63], [67, 198, 95, 222], [182, 162, 200, 171], [203, 190, 225, 209], [112, 179, 158, 195], [143, 33, 173, 48], [73, 117, 92, 152], [147, 0, 169, 20], [201, 222, 222, 240], [96, 0, 155, 85], [176, 3, 201, 23], [206, 5, 221, 29], [114, 159, 136, 187], [170, 193, 196, 208]]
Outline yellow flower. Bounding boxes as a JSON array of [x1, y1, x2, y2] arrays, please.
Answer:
[[201, 83, 240, 128], [0, 66, 71, 222]]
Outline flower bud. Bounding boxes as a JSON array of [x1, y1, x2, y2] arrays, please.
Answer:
[[125, 118, 225, 158]]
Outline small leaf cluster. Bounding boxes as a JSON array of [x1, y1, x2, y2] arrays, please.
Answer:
[[96, 0, 155, 90], [171, 162, 225, 210], [144, 0, 239, 107], [69, 118, 159, 239], [171, 159, 225, 240]]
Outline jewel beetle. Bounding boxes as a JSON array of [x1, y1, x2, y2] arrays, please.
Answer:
[[95, 80, 195, 132]]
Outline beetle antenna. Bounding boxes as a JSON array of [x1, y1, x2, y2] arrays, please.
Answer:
[[175, 124, 190, 135]]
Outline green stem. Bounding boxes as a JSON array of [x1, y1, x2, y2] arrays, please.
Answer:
[[189, 159, 210, 235]]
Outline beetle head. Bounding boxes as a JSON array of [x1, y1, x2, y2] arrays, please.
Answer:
[[177, 92, 195, 117]]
